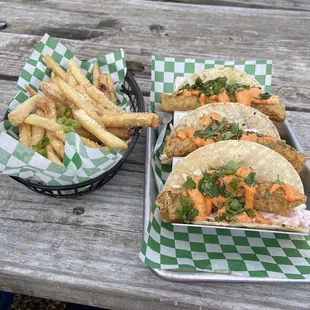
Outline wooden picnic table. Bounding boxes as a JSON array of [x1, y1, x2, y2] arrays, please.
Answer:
[[0, 0, 310, 309]]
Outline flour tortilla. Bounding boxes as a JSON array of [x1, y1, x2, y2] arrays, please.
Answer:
[[175, 67, 261, 93], [162, 140, 307, 233], [173, 102, 280, 138]]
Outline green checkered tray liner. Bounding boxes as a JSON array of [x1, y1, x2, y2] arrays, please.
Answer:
[[0, 33, 130, 185], [139, 56, 310, 279]]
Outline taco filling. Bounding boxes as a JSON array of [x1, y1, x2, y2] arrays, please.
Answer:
[[163, 112, 307, 172], [160, 74, 285, 122], [156, 161, 308, 228]]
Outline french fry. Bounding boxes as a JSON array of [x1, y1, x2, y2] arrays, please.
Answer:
[[73, 109, 128, 150], [19, 123, 32, 147], [38, 96, 57, 122], [76, 128, 100, 142], [47, 133, 65, 159], [75, 85, 116, 116], [25, 85, 37, 97], [40, 82, 67, 105], [31, 108, 46, 145], [54, 131, 66, 142], [42, 55, 67, 81], [67, 67, 79, 87], [51, 71, 58, 83], [67, 59, 90, 85], [86, 84, 122, 112], [46, 144, 62, 164], [107, 127, 130, 140], [56, 78, 104, 126], [24, 114, 63, 132], [8, 94, 44, 126], [80, 136, 101, 148], [100, 112, 160, 128], [99, 74, 116, 103], [92, 63, 100, 89], [106, 74, 116, 103]]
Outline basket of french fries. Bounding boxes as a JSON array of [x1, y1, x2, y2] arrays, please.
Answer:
[[1, 34, 159, 197]]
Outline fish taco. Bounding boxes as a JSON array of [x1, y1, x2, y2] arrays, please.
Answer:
[[160, 67, 285, 122], [161, 103, 307, 172], [156, 141, 309, 233]]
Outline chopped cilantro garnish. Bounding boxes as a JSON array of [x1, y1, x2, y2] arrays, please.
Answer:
[[221, 131, 235, 140], [269, 142, 276, 149], [198, 172, 221, 197], [244, 208, 255, 218], [245, 172, 258, 186], [265, 192, 272, 199], [176, 196, 198, 222], [183, 176, 196, 190], [273, 175, 284, 184], [223, 161, 240, 175], [257, 93, 271, 100], [218, 202, 225, 209], [193, 127, 216, 139], [230, 178, 241, 190]]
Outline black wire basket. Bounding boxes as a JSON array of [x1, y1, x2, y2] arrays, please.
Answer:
[[5, 71, 144, 198]]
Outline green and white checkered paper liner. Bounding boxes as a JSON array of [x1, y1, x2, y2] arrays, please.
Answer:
[[0, 33, 131, 185], [139, 56, 310, 279]]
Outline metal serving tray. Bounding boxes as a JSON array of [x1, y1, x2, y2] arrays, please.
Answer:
[[143, 119, 310, 282]]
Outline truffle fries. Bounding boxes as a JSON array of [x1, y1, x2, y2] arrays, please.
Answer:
[[73, 109, 128, 150], [101, 112, 160, 128], [56, 78, 104, 126], [8, 94, 44, 126], [31, 108, 46, 145], [42, 55, 67, 81], [19, 123, 32, 147], [92, 63, 100, 89]]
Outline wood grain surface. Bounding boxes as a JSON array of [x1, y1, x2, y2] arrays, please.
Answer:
[[0, 1, 310, 309]]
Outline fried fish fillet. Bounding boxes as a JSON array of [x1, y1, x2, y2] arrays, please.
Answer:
[[163, 134, 307, 172], [156, 188, 187, 222], [160, 93, 286, 122], [254, 183, 307, 216]]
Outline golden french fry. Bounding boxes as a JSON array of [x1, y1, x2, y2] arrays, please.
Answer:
[[43, 55, 67, 81], [76, 128, 100, 142], [99, 74, 116, 103], [40, 82, 67, 104], [8, 94, 44, 126], [38, 96, 57, 122], [47, 133, 65, 159], [73, 109, 128, 150], [67, 59, 90, 85], [25, 85, 37, 97], [56, 78, 104, 126], [54, 131, 66, 141], [46, 145, 62, 164], [19, 123, 32, 147], [24, 114, 63, 132], [80, 136, 101, 148], [106, 74, 116, 103], [100, 112, 160, 128], [93, 63, 100, 89], [86, 84, 122, 112], [107, 127, 130, 140], [31, 108, 46, 145], [51, 71, 58, 83], [98, 74, 111, 101], [67, 69, 79, 87]]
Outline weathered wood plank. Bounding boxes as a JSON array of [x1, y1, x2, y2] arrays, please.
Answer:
[[0, 1, 310, 309], [151, 0, 310, 11], [1, 0, 310, 110]]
